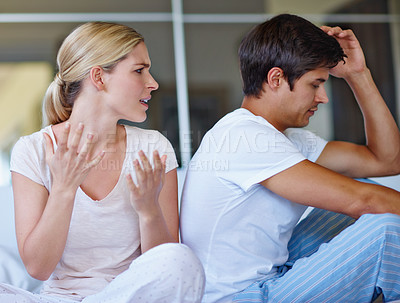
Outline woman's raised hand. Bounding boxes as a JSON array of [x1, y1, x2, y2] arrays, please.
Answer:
[[44, 122, 105, 192], [126, 150, 167, 217]]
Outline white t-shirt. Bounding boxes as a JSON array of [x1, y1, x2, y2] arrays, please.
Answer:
[[180, 108, 327, 303], [10, 124, 178, 301]]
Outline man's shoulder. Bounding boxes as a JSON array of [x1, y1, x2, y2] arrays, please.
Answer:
[[284, 128, 318, 140], [213, 108, 277, 133], [284, 128, 328, 161]]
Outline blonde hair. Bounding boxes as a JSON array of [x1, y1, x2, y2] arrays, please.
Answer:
[[43, 21, 144, 125]]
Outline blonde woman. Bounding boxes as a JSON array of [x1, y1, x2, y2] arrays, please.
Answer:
[[1, 22, 204, 303]]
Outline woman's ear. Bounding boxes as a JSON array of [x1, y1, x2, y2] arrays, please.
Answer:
[[89, 66, 105, 90], [267, 67, 284, 90]]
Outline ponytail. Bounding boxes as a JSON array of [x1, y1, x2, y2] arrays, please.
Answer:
[[42, 73, 79, 125]]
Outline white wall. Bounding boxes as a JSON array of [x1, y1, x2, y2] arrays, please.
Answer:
[[267, 0, 351, 14]]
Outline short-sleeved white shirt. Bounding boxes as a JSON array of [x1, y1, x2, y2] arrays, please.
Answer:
[[180, 108, 327, 303], [10, 124, 178, 300]]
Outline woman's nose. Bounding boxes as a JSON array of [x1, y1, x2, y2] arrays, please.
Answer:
[[147, 73, 159, 91]]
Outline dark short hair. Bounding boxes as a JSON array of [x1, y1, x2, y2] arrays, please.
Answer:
[[239, 14, 346, 97]]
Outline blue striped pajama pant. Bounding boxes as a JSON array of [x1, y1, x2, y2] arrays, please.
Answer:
[[233, 208, 400, 303]]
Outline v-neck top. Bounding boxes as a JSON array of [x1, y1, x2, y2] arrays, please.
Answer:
[[10, 124, 178, 300]]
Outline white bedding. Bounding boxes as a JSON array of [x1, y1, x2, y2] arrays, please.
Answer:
[[0, 172, 399, 294], [0, 185, 42, 292]]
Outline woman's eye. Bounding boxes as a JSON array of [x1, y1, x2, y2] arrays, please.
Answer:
[[312, 84, 319, 89], [135, 68, 144, 74]]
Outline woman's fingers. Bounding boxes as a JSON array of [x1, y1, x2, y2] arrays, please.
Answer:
[[153, 151, 167, 170], [69, 122, 84, 153], [138, 150, 152, 175], [136, 151, 153, 188], [153, 151, 166, 184], [58, 122, 71, 153], [47, 122, 104, 175], [160, 154, 167, 166], [56, 123, 101, 166], [131, 150, 166, 190], [86, 149, 105, 169], [76, 132, 105, 172], [128, 151, 167, 214], [77, 133, 94, 162], [160, 154, 167, 183], [153, 151, 162, 175], [126, 173, 138, 192], [133, 159, 145, 187]]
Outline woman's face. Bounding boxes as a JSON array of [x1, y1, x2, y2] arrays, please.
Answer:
[[102, 42, 159, 123]]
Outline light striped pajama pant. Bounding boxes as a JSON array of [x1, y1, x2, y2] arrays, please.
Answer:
[[233, 208, 400, 303]]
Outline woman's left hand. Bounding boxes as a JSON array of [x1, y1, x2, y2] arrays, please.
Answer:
[[126, 150, 167, 218]]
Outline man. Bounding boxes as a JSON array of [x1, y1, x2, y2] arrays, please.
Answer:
[[180, 14, 400, 303]]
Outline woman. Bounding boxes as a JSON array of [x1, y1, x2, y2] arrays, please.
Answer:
[[2, 21, 204, 303]]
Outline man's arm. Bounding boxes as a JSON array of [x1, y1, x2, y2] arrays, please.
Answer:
[[261, 160, 400, 219], [316, 26, 400, 178]]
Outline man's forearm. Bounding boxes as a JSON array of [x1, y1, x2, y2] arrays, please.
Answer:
[[346, 68, 400, 173]]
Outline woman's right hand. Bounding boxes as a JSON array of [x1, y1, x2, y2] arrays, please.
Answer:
[[44, 122, 104, 192], [126, 150, 166, 218]]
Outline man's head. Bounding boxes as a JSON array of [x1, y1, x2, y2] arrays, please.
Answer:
[[238, 14, 346, 97]]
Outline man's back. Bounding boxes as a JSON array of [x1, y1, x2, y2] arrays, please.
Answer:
[[180, 108, 326, 302], [182, 13, 400, 302]]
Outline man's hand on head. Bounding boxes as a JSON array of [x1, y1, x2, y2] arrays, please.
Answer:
[[320, 25, 367, 79]]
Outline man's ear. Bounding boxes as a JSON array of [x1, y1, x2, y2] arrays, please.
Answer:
[[267, 67, 284, 90], [89, 66, 105, 90]]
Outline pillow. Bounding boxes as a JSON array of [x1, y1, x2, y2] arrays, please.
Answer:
[[0, 185, 18, 252], [0, 185, 42, 292]]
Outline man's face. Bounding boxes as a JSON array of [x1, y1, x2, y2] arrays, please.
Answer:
[[278, 68, 330, 130]]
